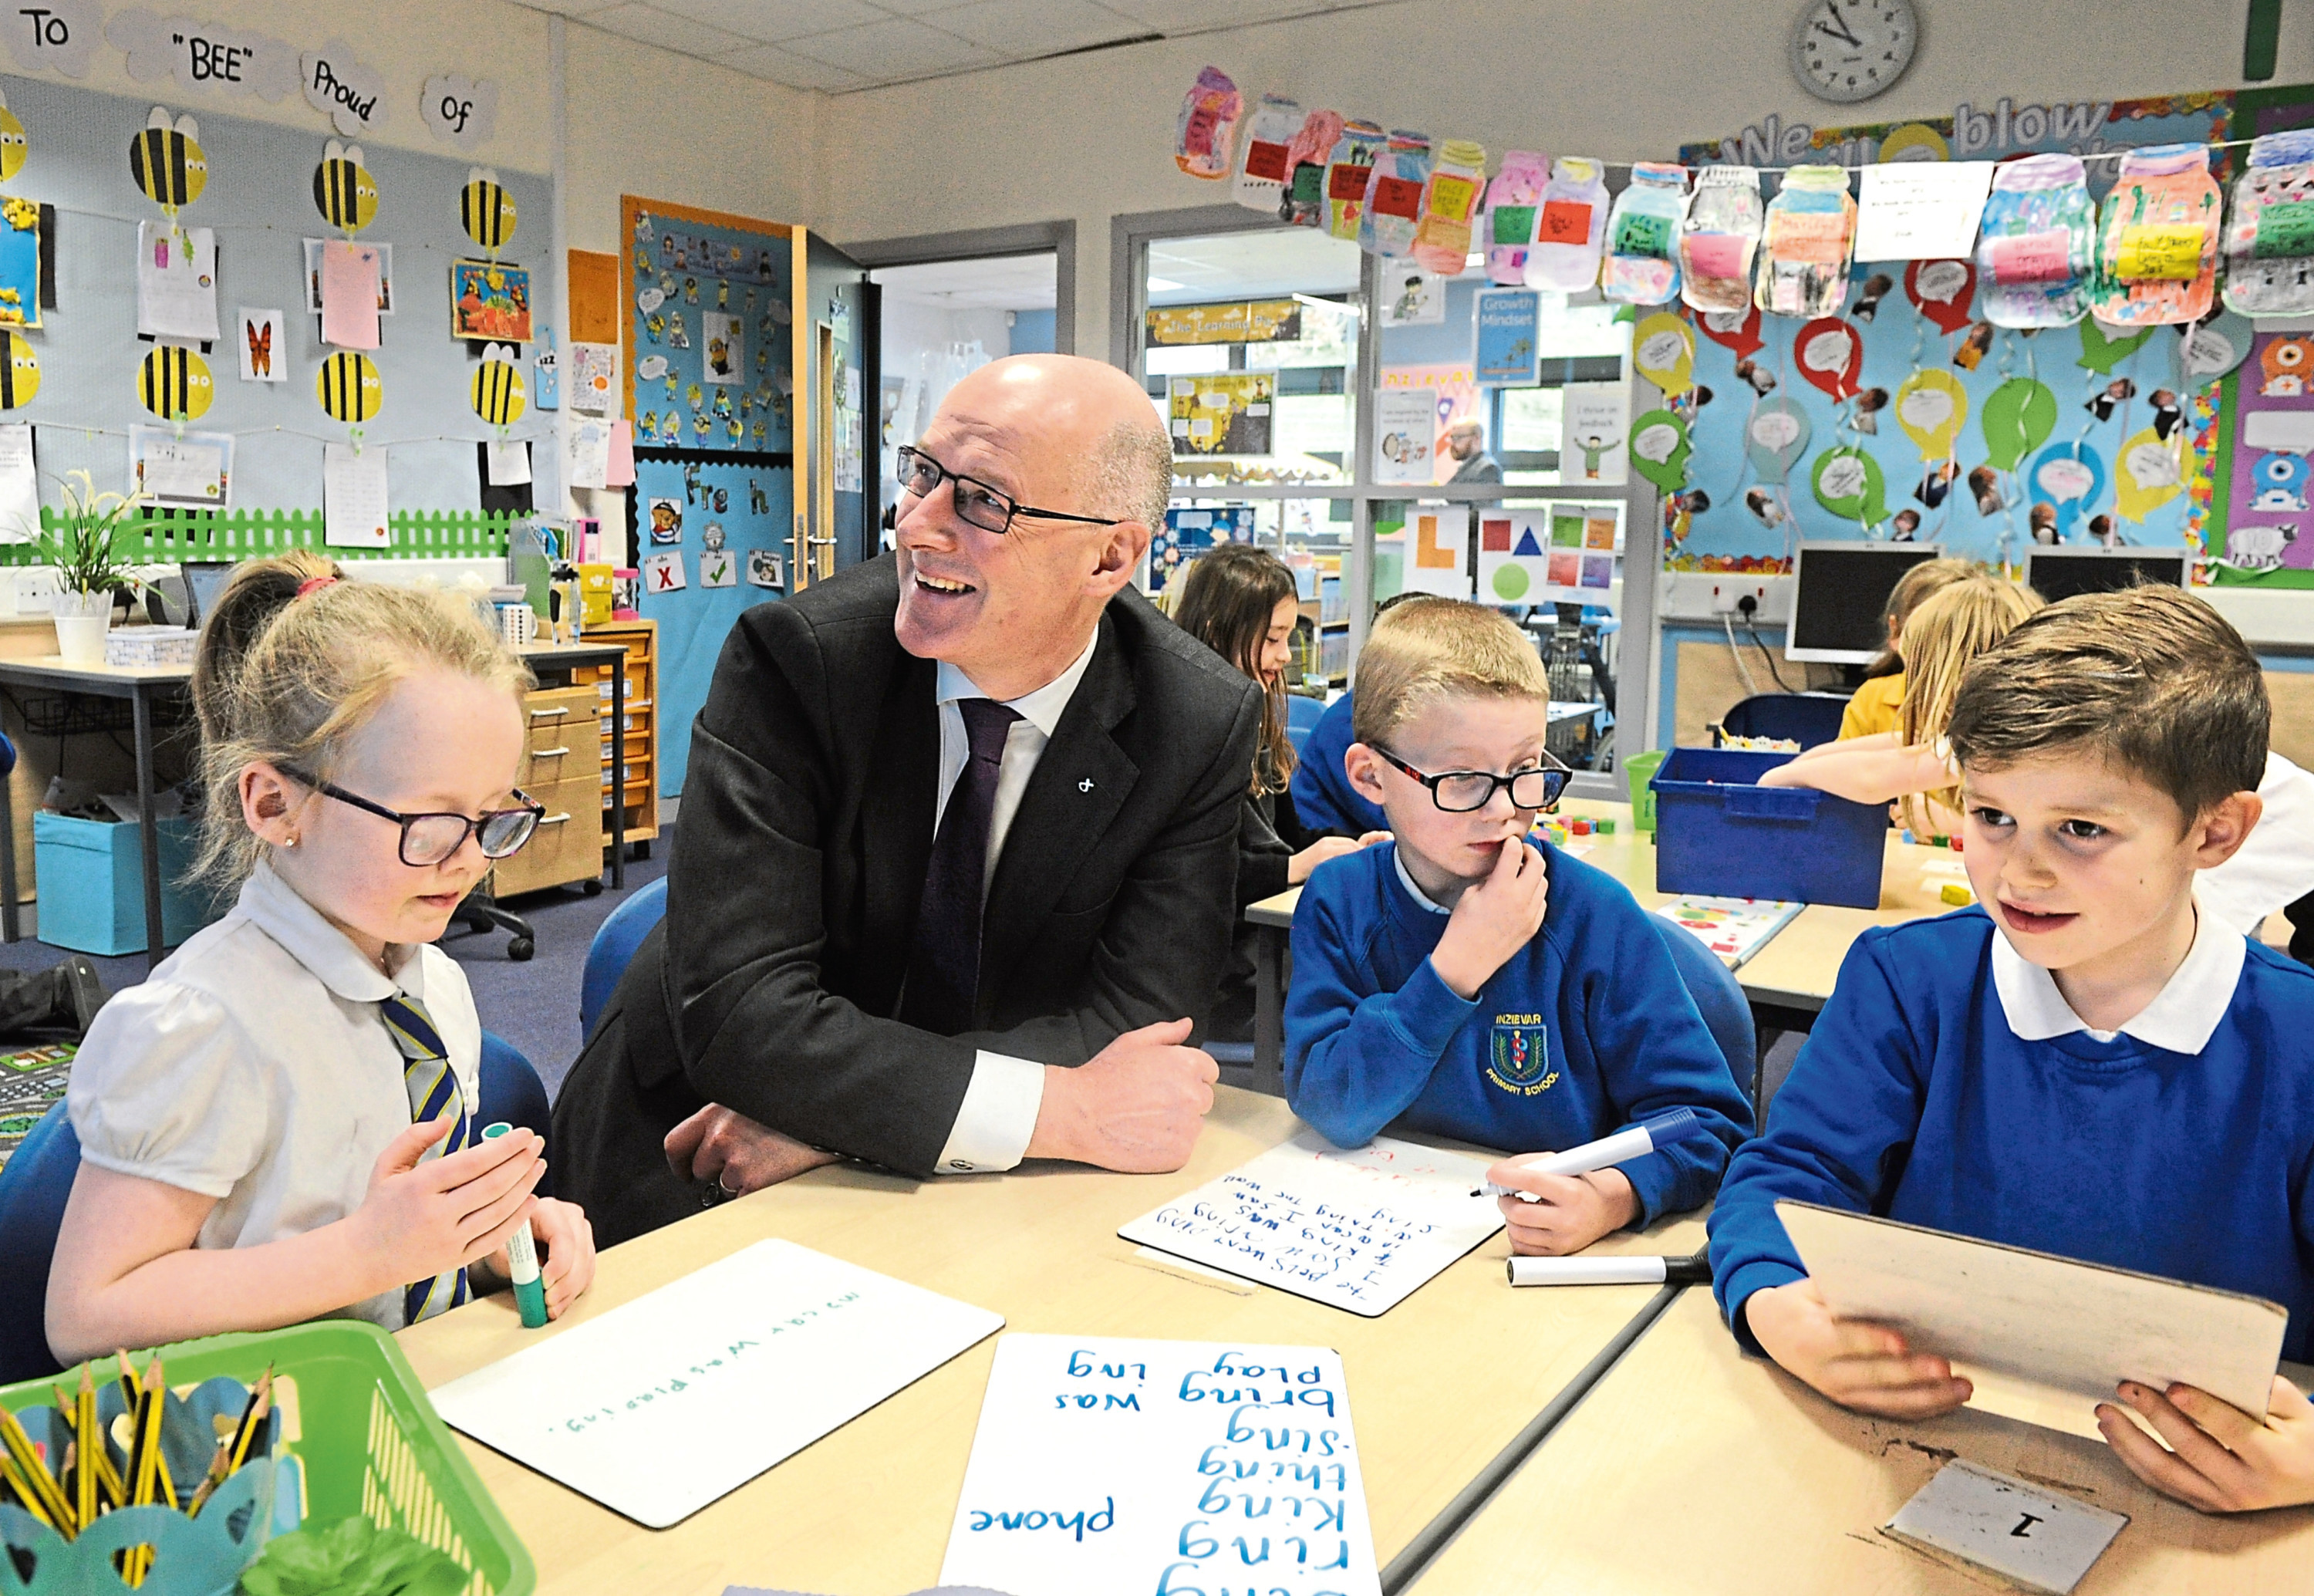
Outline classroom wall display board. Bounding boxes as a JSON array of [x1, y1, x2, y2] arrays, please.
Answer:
[[1663, 84, 2314, 584], [620, 195, 793, 457], [0, 70, 555, 525]]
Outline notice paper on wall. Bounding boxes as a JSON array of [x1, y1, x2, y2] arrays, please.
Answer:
[[1117, 1131, 1503, 1316], [1652, 895, 1802, 970], [322, 442, 389, 548], [484, 439, 531, 487], [1374, 386, 1439, 485], [1399, 505, 1470, 598], [319, 241, 383, 351], [0, 421, 35, 542], [565, 419, 609, 491], [130, 424, 233, 511], [938, 1334, 1382, 1596], [134, 221, 221, 342], [1560, 380, 1630, 486], [1853, 161, 1995, 262], [429, 1239, 1004, 1529]]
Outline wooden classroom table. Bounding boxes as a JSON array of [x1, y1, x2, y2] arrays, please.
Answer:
[[396, 1085, 1706, 1596], [1407, 1287, 2314, 1595]]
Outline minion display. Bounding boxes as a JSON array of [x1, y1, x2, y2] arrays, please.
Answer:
[[312, 140, 379, 235], [0, 331, 39, 408], [129, 107, 207, 217], [470, 342, 527, 428], [317, 349, 383, 423], [138, 343, 212, 420], [460, 167, 518, 255]]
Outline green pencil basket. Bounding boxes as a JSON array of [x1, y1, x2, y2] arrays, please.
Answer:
[[0, 1322, 532, 1596], [1624, 748, 1665, 833]]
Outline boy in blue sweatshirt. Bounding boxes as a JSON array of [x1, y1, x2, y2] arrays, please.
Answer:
[[1286, 600, 1749, 1255], [1710, 585, 2314, 1513]]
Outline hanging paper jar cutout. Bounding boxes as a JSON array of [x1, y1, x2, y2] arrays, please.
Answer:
[[1695, 302, 1764, 358], [1173, 66, 1241, 181], [2090, 143, 2220, 328], [1631, 311, 1695, 398], [1601, 162, 1687, 305], [2076, 316, 2153, 373], [1628, 410, 1691, 493], [1746, 396, 1811, 483], [1231, 94, 1301, 214], [130, 107, 207, 216], [1360, 130, 1433, 258], [1680, 165, 1762, 313], [0, 331, 39, 408], [1481, 151, 1548, 285], [1754, 165, 1855, 319], [138, 343, 212, 421], [2026, 441, 2107, 538], [1412, 140, 1487, 275], [2223, 131, 2314, 315], [0, 93, 27, 183], [461, 167, 518, 253], [312, 140, 378, 235], [2180, 309, 2254, 385], [1524, 157, 1607, 292], [1894, 369, 1968, 460], [1321, 120, 1386, 241], [471, 343, 526, 427], [1280, 108, 1344, 228], [1979, 377, 2056, 471], [1793, 316, 1863, 400], [1903, 259, 1977, 334], [1975, 154, 2094, 328], [2113, 426, 2184, 522], [317, 349, 383, 423], [1813, 446, 1888, 527]]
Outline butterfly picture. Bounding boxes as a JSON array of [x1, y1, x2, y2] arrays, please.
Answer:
[[238, 308, 285, 384]]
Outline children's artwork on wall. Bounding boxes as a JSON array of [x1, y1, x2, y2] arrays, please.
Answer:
[[303, 238, 393, 315], [237, 308, 282, 383], [129, 423, 231, 510], [127, 106, 205, 219], [0, 93, 25, 184], [469, 342, 525, 429], [137, 342, 212, 420], [0, 332, 38, 408], [570, 342, 616, 413], [460, 167, 517, 255], [1167, 373, 1273, 455], [132, 219, 212, 339], [1174, 66, 1241, 180], [312, 140, 378, 235], [453, 259, 531, 342], [624, 198, 791, 457], [315, 349, 382, 425], [0, 197, 39, 330], [700, 309, 741, 384]]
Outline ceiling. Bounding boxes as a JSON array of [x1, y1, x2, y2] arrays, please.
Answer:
[[1147, 228, 1362, 305], [520, 0, 1405, 93], [872, 252, 1058, 309]]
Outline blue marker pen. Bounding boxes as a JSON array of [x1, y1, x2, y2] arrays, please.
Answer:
[[1478, 1108, 1714, 1203], [481, 1122, 550, 1328]]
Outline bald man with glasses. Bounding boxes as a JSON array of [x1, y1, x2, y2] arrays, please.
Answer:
[[554, 354, 1263, 1244]]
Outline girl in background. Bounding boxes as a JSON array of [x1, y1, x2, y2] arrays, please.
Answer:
[[1837, 556, 1977, 741]]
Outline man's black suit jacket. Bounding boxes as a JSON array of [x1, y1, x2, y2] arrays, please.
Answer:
[[552, 554, 1261, 1243]]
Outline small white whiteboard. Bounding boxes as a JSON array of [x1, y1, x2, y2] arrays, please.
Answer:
[[1778, 1202, 2286, 1440], [939, 1334, 1382, 1596], [427, 1239, 1004, 1527], [1118, 1132, 1503, 1316]]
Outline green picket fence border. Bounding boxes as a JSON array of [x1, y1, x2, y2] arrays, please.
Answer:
[[1, 508, 520, 565]]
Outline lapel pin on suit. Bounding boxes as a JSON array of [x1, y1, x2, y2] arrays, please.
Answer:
[[1078, 778, 1095, 792]]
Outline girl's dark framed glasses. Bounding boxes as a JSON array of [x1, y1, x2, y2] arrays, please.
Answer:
[[1371, 748, 1571, 813], [895, 445, 1125, 536], [280, 768, 545, 866]]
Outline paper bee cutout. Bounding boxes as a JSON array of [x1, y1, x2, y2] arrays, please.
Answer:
[[0, 93, 27, 184], [313, 140, 379, 235], [460, 167, 516, 254], [470, 342, 525, 427], [317, 349, 382, 423], [0, 332, 39, 408], [139, 343, 214, 420], [130, 107, 207, 214]]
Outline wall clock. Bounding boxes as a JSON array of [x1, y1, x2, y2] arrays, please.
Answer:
[[1792, 0, 1918, 104]]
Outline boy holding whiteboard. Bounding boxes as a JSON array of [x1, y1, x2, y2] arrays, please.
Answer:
[[1284, 601, 1750, 1255], [1710, 588, 2314, 1512]]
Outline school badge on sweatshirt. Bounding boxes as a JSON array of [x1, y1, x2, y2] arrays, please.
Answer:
[[1487, 1014, 1558, 1097]]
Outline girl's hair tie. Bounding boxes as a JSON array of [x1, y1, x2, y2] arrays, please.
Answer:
[[295, 575, 339, 599]]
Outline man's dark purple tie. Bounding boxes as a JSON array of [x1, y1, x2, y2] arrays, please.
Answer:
[[899, 697, 1021, 1034]]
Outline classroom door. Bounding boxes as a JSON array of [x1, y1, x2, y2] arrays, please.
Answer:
[[792, 231, 876, 585]]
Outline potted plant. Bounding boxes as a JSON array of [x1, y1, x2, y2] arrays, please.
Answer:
[[36, 471, 150, 665]]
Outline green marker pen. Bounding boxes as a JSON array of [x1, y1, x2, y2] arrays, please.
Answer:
[[481, 1122, 550, 1328]]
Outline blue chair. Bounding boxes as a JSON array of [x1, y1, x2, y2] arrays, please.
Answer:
[[1646, 916, 1760, 1131], [0, 1029, 552, 1385], [1283, 693, 1325, 758], [581, 877, 670, 1041], [1715, 692, 1851, 750]]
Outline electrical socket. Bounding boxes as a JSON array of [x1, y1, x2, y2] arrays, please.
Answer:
[[1710, 581, 1770, 615]]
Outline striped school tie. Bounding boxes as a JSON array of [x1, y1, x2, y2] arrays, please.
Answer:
[[381, 992, 474, 1325]]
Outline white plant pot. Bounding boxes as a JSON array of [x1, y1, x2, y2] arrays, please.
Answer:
[[51, 589, 112, 665]]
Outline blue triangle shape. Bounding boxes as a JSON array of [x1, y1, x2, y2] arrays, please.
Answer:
[[1512, 528, 1544, 557]]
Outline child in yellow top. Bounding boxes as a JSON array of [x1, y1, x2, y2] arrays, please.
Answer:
[[1837, 556, 1976, 740]]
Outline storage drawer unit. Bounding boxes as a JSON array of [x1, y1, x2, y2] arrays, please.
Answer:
[[572, 620, 659, 852], [489, 683, 605, 898]]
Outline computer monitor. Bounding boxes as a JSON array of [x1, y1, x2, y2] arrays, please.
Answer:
[[181, 559, 235, 629], [2022, 546, 2189, 603], [1785, 542, 1946, 663]]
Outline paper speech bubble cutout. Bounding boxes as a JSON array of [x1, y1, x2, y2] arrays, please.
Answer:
[[1904, 258, 1977, 333], [2027, 440, 2107, 537], [1632, 311, 1695, 398], [2077, 316, 2154, 375], [1812, 446, 1887, 526], [1978, 377, 2057, 471], [1894, 369, 1968, 461], [1695, 303, 1763, 358], [1745, 396, 1811, 484], [1628, 409, 1692, 492], [2113, 427, 2184, 522], [2178, 310, 2252, 386], [1794, 316, 1863, 400], [637, 354, 668, 381]]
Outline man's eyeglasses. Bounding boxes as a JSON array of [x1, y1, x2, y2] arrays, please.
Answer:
[[280, 768, 545, 867], [896, 445, 1127, 537], [1370, 748, 1571, 814]]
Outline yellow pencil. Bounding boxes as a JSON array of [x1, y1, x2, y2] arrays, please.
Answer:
[[72, 1370, 98, 1527], [0, 1402, 73, 1537], [0, 1452, 62, 1536], [187, 1368, 272, 1517], [123, 1361, 167, 1586]]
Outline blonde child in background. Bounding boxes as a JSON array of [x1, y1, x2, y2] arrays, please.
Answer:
[[46, 553, 595, 1362], [1836, 556, 1977, 741]]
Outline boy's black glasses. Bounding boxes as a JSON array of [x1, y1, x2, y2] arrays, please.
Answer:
[[895, 445, 1127, 536], [279, 768, 545, 866], [1371, 748, 1571, 813]]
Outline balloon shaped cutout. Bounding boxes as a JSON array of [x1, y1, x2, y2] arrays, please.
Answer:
[[2114, 427, 2184, 523], [317, 349, 383, 423], [137, 343, 211, 420], [1904, 259, 1977, 333], [1813, 446, 1887, 527], [1629, 409, 1692, 493], [470, 343, 526, 427], [2179, 310, 2253, 386], [1632, 312, 1695, 398], [1795, 316, 1863, 400], [1894, 369, 1968, 461], [1745, 396, 1811, 484], [461, 167, 518, 253], [1695, 303, 1763, 358], [1979, 378, 2057, 471], [130, 107, 206, 213], [2027, 441, 2107, 538], [2077, 317, 2154, 374], [0, 330, 39, 408], [0, 96, 29, 184], [313, 140, 378, 235]]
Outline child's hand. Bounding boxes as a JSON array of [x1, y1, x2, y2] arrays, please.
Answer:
[[2098, 1376, 2314, 1513], [352, 1118, 544, 1291], [1287, 835, 1366, 885], [525, 1198, 596, 1320], [1430, 838, 1547, 998], [1486, 1162, 1638, 1254], [1744, 1278, 1974, 1418]]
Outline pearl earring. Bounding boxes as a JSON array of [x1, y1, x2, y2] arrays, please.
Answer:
[[282, 834, 298, 849]]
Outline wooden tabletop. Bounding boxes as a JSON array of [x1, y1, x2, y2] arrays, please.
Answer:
[[396, 1087, 1705, 1596], [1408, 1288, 2314, 1595]]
